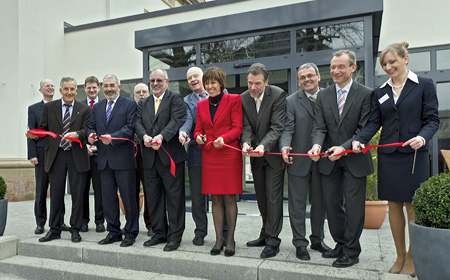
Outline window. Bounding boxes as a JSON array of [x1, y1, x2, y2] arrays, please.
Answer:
[[317, 61, 365, 89], [296, 21, 364, 53], [149, 45, 196, 71], [375, 51, 430, 75], [437, 49, 450, 70]]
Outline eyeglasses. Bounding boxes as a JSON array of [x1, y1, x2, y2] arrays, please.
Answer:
[[103, 84, 118, 88], [298, 73, 318, 81], [150, 79, 167, 84], [330, 65, 351, 71]]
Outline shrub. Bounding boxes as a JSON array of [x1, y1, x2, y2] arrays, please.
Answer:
[[412, 173, 450, 229], [0, 176, 6, 199], [366, 129, 381, 201]]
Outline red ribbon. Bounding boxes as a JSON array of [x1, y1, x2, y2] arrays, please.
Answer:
[[27, 129, 82, 148], [149, 142, 176, 177], [89, 135, 138, 157]]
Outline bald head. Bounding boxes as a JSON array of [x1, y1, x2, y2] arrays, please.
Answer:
[[186, 67, 205, 94], [39, 79, 55, 101], [134, 83, 150, 103]]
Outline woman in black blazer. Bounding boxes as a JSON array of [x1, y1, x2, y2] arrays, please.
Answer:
[[352, 42, 439, 277]]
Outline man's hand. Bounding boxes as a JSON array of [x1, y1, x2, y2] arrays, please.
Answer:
[[282, 147, 293, 164], [86, 144, 97, 156], [88, 133, 97, 144], [328, 146, 345, 161], [62, 131, 78, 141], [143, 135, 153, 148], [403, 136, 425, 150], [242, 142, 251, 156], [179, 131, 190, 145], [213, 137, 224, 148], [196, 134, 206, 145], [29, 157, 38, 165], [25, 132, 38, 139], [352, 140, 365, 153], [100, 134, 112, 145], [308, 145, 321, 162], [151, 134, 163, 150], [252, 144, 265, 157]]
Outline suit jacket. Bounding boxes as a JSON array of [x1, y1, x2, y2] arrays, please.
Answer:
[[135, 90, 187, 169], [279, 89, 319, 177], [39, 99, 91, 173], [241, 85, 286, 171], [311, 82, 374, 177], [356, 76, 439, 153], [27, 101, 46, 166], [180, 92, 204, 167], [87, 95, 137, 170]]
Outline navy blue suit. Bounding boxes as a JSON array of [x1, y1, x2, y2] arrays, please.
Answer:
[[88, 95, 138, 238]]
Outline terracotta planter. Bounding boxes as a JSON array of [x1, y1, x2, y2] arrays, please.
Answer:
[[363, 200, 387, 229], [118, 192, 144, 215]]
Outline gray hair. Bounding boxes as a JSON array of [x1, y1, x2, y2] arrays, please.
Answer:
[[103, 74, 121, 85], [332, 50, 357, 66], [150, 69, 169, 79], [60, 77, 77, 88], [298, 63, 319, 74]]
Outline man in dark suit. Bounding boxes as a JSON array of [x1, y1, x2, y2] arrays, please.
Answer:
[[133, 83, 152, 236], [279, 63, 331, 261], [135, 69, 187, 252], [88, 74, 139, 247], [308, 50, 374, 268], [80, 76, 105, 233], [30, 77, 91, 243], [241, 63, 286, 259]]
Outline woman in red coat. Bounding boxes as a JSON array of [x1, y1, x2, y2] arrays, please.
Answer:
[[195, 66, 243, 257]]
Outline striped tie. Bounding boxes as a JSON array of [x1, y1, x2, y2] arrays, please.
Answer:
[[60, 104, 71, 150], [338, 89, 346, 117], [106, 100, 113, 124]]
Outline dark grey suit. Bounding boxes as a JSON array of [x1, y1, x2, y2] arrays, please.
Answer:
[[311, 81, 374, 257], [135, 91, 187, 243], [279, 89, 326, 248], [241, 85, 286, 246]]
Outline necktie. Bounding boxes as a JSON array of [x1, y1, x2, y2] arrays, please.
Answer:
[[338, 89, 346, 117], [155, 98, 161, 115], [255, 98, 261, 113], [309, 95, 316, 103], [89, 100, 94, 109], [60, 104, 71, 150], [106, 101, 113, 124]]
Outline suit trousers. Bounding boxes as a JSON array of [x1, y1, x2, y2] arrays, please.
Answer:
[[34, 165, 49, 227], [144, 154, 185, 243], [188, 166, 207, 238], [48, 148, 86, 234], [136, 150, 151, 229], [251, 157, 284, 246], [82, 156, 104, 226], [100, 164, 139, 238], [288, 163, 326, 248], [321, 157, 366, 258]]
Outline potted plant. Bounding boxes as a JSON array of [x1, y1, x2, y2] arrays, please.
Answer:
[[0, 175, 8, 236], [364, 129, 388, 229], [410, 173, 450, 280]]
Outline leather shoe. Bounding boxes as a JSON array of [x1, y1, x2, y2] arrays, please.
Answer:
[[246, 237, 266, 247], [210, 245, 224, 255], [80, 224, 89, 232], [143, 236, 167, 247], [311, 241, 332, 253], [296, 246, 310, 260], [163, 241, 180, 252], [260, 245, 279, 258], [39, 232, 61, 242], [34, 225, 44, 235], [71, 231, 82, 243], [332, 254, 359, 268], [96, 223, 106, 233], [61, 223, 70, 231], [98, 234, 122, 245], [147, 228, 154, 236], [120, 237, 135, 247], [322, 246, 343, 258], [192, 235, 204, 246], [224, 249, 235, 257]]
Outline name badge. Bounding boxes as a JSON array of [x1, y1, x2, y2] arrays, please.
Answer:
[[378, 94, 389, 104]]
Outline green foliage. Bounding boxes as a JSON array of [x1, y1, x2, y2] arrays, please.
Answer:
[[366, 129, 381, 201], [413, 173, 450, 229], [0, 176, 6, 199]]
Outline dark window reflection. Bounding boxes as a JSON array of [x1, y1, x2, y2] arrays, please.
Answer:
[[316, 61, 365, 89], [149, 45, 196, 71], [296, 21, 364, 53]]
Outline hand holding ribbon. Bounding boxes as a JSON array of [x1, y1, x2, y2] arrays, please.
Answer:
[[89, 134, 137, 157]]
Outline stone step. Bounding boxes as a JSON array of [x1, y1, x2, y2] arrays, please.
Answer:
[[0, 255, 205, 280]]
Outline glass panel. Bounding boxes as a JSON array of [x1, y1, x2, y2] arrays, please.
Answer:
[[407, 52, 430, 72], [167, 79, 191, 97], [296, 21, 364, 53], [238, 69, 289, 93], [200, 31, 290, 64], [437, 49, 450, 70], [317, 61, 365, 89], [436, 82, 450, 172], [149, 45, 196, 71]]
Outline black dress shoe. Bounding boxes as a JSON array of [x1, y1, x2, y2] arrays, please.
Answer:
[[98, 234, 122, 245], [260, 245, 279, 258], [322, 246, 343, 258], [61, 223, 70, 231], [246, 237, 266, 247], [80, 224, 89, 232], [120, 237, 135, 247], [296, 246, 310, 260], [39, 232, 61, 242], [192, 235, 204, 246], [71, 231, 82, 243], [34, 225, 44, 235], [163, 241, 180, 251], [210, 245, 223, 255], [96, 223, 106, 233], [143, 236, 167, 247], [311, 241, 332, 253], [224, 249, 235, 257], [332, 254, 359, 268]]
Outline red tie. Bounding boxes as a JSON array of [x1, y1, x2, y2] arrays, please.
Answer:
[[89, 100, 94, 109]]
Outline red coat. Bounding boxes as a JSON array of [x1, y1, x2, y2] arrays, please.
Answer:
[[194, 92, 243, 194]]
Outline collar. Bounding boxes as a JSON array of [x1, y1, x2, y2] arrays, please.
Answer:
[[380, 70, 419, 88], [108, 94, 120, 103], [42, 99, 50, 104], [87, 96, 99, 103], [304, 88, 320, 99], [61, 99, 75, 107], [153, 92, 165, 101], [336, 79, 353, 93], [254, 90, 265, 102]]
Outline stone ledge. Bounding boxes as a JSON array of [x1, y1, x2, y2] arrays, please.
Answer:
[[0, 236, 19, 260]]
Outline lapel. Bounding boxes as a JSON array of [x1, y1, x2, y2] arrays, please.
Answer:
[[339, 83, 359, 124], [396, 79, 415, 106], [54, 100, 64, 128], [106, 95, 124, 126], [70, 100, 81, 126], [188, 93, 198, 122], [325, 86, 340, 125], [96, 99, 107, 124], [379, 86, 397, 111], [212, 92, 229, 125], [155, 91, 170, 119], [244, 92, 258, 127], [256, 85, 271, 127], [298, 90, 314, 117], [146, 95, 156, 126]]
